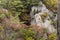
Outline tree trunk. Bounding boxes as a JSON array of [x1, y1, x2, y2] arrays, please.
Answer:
[[57, 0, 60, 40]]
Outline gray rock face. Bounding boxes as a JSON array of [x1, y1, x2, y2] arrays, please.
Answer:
[[30, 2, 57, 33]]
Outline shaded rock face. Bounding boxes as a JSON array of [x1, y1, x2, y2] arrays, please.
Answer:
[[30, 2, 57, 33], [19, 13, 31, 26]]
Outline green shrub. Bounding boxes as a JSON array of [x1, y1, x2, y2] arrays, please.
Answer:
[[20, 28, 36, 40], [26, 37, 34, 40], [0, 13, 5, 19], [40, 37, 46, 40]]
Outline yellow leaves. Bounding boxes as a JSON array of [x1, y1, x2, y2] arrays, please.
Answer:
[[44, 0, 58, 11], [53, 0, 58, 8], [40, 12, 48, 17], [45, 0, 58, 7], [48, 33, 57, 40], [40, 12, 48, 20]]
